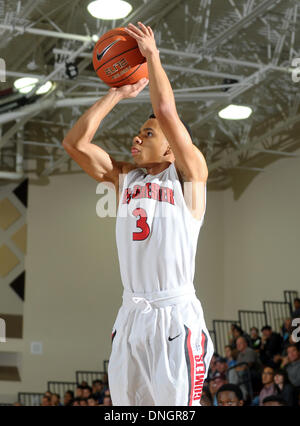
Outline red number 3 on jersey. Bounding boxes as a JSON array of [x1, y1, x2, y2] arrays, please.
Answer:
[[132, 208, 150, 241]]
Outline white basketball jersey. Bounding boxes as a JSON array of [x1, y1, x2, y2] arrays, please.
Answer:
[[116, 162, 206, 293]]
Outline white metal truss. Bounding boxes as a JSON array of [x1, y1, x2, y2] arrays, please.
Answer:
[[0, 0, 299, 192]]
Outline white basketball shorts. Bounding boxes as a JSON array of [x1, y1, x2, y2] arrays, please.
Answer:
[[108, 285, 214, 406]]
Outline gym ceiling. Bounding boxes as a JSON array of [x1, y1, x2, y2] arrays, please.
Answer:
[[0, 0, 299, 198]]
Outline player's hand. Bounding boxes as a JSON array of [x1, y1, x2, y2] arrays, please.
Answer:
[[109, 77, 149, 100], [123, 22, 159, 59]]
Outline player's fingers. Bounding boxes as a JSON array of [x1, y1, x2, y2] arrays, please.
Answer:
[[128, 23, 144, 37], [124, 27, 143, 41], [138, 22, 150, 35], [147, 26, 154, 37]]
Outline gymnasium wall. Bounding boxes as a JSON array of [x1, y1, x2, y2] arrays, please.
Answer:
[[223, 148, 300, 320], [0, 169, 224, 400], [1, 147, 299, 400]]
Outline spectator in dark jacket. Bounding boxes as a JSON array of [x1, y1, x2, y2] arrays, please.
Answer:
[[250, 327, 261, 352], [274, 369, 295, 406], [260, 325, 283, 368]]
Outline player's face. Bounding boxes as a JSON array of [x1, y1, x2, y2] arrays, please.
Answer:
[[217, 391, 243, 406], [131, 118, 172, 166]]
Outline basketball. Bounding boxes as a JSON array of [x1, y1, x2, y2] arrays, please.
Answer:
[[93, 27, 148, 87]]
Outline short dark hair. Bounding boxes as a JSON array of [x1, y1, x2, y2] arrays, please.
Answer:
[[216, 384, 243, 401], [148, 113, 193, 139], [262, 395, 288, 406], [216, 357, 227, 364], [261, 325, 272, 332], [274, 369, 290, 384], [287, 343, 299, 351], [294, 298, 300, 303], [250, 326, 259, 333], [92, 379, 103, 385], [232, 324, 243, 334]]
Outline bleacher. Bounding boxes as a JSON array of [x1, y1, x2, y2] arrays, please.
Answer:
[[2, 289, 297, 406]]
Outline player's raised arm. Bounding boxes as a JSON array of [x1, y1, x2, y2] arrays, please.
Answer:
[[62, 79, 149, 186], [124, 22, 208, 182]]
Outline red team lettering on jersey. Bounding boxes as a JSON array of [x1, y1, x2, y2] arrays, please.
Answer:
[[122, 182, 175, 205], [192, 332, 207, 403]]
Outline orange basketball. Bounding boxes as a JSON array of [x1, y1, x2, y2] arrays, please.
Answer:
[[93, 27, 148, 87]]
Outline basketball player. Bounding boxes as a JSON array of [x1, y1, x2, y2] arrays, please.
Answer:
[[63, 22, 214, 406]]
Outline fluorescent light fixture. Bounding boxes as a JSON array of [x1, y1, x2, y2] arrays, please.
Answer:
[[87, 0, 132, 20], [14, 77, 53, 94], [218, 104, 252, 120], [14, 77, 38, 94], [36, 81, 53, 95]]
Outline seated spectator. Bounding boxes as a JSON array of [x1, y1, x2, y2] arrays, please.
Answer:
[[51, 393, 61, 406], [216, 384, 244, 406], [79, 398, 88, 406], [292, 298, 300, 319], [260, 325, 283, 368], [229, 325, 251, 350], [283, 344, 300, 387], [274, 369, 294, 406], [250, 327, 261, 352], [259, 366, 277, 406], [235, 336, 262, 394], [75, 385, 83, 399], [215, 357, 228, 375], [100, 395, 113, 406], [207, 352, 220, 380], [87, 396, 99, 406], [200, 387, 213, 406], [262, 395, 288, 406], [82, 386, 92, 400], [63, 390, 74, 406], [225, 345, 237, 368], [72, 397, 81, 406], [92, 379, 105, 404], [208, 373, 228, 406], [41, 396, 51, 406], [236, 336, 262, 372]]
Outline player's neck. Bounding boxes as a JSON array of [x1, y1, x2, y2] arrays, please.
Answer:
[[143, 161, 173, 176]]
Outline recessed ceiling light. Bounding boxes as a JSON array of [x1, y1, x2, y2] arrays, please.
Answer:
[[218, 104, 252, 120], [14, 77, 53, 95], [87, 0, 132, 20]]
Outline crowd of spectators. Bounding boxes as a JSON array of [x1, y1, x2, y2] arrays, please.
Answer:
[[201, 298, 300, 406], [13, 378, 112, 407], [10, 298, 300, 407]]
